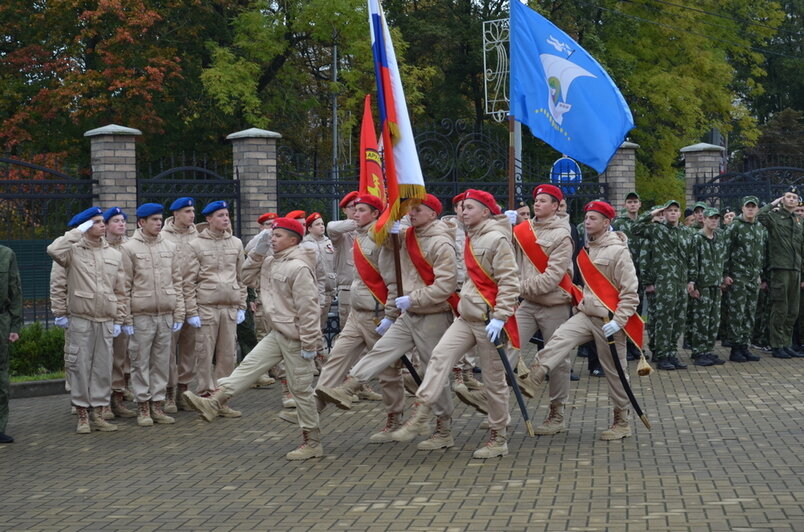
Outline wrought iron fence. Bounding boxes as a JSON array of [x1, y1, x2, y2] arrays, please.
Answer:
[[693, 167, 804, 210]]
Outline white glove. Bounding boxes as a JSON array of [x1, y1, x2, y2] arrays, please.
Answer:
[[390, 221, 402, 234], [485, 318, 505, 342], [77, 219, 95, 233], [375, 317, 394, 336], [301, 350, 316, 360], [254, 229, 271, 255], [602, 320, 622, 337], [172, 322, 183, 332], [122, 325, 134, 336], [54, 316, 69, 329], [504, 210, 518, 225], [186, 316, 201, 328], [395, 295, 411, 311], [236, 309, 246, 324], [113, 324, 121, 338]]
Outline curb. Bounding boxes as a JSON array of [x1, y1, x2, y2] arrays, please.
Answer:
[[10, 379, 68, 399]]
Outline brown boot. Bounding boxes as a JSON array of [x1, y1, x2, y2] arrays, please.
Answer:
[[100, 404, 115, 420], [600, 408, 631, 441], [517, 361, 547, 398], [286, 428, 324, 460], [368, 412, 403, 444], [90, 408, 118, 432], [315, 376, 363, 410], [219, 404, 242, 418], [183, 389, 226, 422], [390, 403, 432, 442], [462, 369, 483, 390], [150, 401, 176, 424], [417, 415, 454, 451], [534, 402, 567, 435], [75, 407, 90, 434], [111, 391, 136, 418], [473, 428, 508, 459], [137, 402, 154, 426], [164, 387, 178, 414], [454, 385, 488, 414], [357, 383, 382, 401]]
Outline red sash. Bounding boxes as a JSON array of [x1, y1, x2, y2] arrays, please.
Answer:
[[576, 248, 644, 349], [353, 238, 388, 305], [405, 228, 460, 315], [464, 237, 520, 349], [513, 221, 583, 306]]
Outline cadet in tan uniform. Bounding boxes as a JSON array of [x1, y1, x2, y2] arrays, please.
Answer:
[[520, 201, 639, 440], [162, 197, 199, 411], [328, 191, 359, 326], [183, 218, 324, 460], [120, 203, 185, 427], [183, 201, 247, 396], [304, 212, 336, 363], [47, 207, 126, 434], [391, 190, 520, 459], [317, 194, 458, 448], [247, 212, 277, 388]]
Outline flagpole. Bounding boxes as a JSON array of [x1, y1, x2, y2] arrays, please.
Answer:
[[508, 114, 516, 210]]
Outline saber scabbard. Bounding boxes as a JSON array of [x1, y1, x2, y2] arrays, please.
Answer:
[[605, 314, 651, 430]]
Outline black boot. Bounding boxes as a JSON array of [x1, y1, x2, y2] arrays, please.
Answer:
[[784, 346, 804, 358], [669, 356, 688, 369], [729, 347, 747, 363], [771, 347, 791, 359], [692, 353, 714, 366], [706, 352, 726, 365], [656, 358, 675, 371], [739, 345, 760, 361]]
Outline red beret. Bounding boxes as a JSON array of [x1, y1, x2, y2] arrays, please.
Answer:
[[306, 212, 322, 227], [463, 189, 501, 215], [272, 217, 304, 238], [421, 194, 443, 216], [257, 212, 277, 224], [339, 191, 359, 208], [452, 192, 466, 206], [285, 209, 306, 220], [355, 194, 384, 212], [533, 184, 563, 202], [584, 200, 616, 220]]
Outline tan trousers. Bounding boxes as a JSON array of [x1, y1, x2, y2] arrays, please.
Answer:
[[254, 304, 269, 341], [111, 331, 130, 392], [515, 300, 572, 404], [536, 312, 629, 409], [217, 330, 319, 430], [350, 311, 454, 417], [316, 308, 404, 413], [130, 314, 173, 402], [168, 322, 197, 388], [194, 306, 237, 394], [318, 295, 332, 355], [65, 316, 113, 408], [337, 288, 351, 328], [417, 318, 510, 430]]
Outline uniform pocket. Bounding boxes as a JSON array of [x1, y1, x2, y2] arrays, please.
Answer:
[[64, 345, 79, 368]]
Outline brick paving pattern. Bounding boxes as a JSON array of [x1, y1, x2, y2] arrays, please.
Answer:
[[1, 344, 802, 531]]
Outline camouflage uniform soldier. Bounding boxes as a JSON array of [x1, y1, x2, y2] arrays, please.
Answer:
[[686, 208, 727, 366], [632, 200, 690, 370], [722, 196, 767, 362]]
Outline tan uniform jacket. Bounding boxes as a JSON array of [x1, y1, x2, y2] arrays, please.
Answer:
[[120, 229, 185, 322], [304, 234, 337, 294], [441, 215, 466, 286], [382, 219, 457, 319], [162, 217, 198, 275], [327, 219, 357, 289], [515, 211, 574, 306], [457, 215, 520, 323], [242, 245, 321, 351], [576, 231, 639, 327], [49, 242, 68, 317], [299, 240, 329, 305], [46, 229, 126, 324], [183, 227, 247, 317], [350, 221, 391, 316]]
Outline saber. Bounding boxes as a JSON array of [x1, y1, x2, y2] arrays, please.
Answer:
[[605, 313, 651, 430], [392, 232, 422, 385]]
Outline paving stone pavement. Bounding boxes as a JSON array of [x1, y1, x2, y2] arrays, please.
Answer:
[[1, 344, 802, 531]]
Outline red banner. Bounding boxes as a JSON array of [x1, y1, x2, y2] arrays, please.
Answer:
[[358, 94, 386, 205], [353, 238, 388, 305], [405, 227, 460, 315]]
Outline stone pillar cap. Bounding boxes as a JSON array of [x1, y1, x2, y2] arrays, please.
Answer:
[[84, 124, 142, 137], [620, 141, 639, 149], [680, 142, 725, 153], [227, 128, 282, 140]]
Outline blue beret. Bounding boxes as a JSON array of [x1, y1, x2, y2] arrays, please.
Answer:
[[201, 200, 229, 216], [169, 197, 195, 211], [102, 206, 128, 223], [136, 203, 164, 219], [68, 207, 103, 228]]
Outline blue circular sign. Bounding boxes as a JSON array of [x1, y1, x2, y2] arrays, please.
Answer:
[[550, 156, 582, 195]]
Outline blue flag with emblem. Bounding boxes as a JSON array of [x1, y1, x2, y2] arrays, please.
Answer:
[[510, 1, 634, 173]]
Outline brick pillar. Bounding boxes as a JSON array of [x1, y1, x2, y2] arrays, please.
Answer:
[[681, 142, 726, 207], [599, 141, 638, 205], [227, 127, 282, 242], [84, 124, 141, 230]]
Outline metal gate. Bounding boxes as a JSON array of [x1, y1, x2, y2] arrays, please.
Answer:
[[693, 167, 804, 209]]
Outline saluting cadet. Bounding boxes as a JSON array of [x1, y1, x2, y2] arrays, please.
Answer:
[[47, 207, 126, 434], [327, 191, 359, 327], [120, 203, 185, 426], [390, 189, 519, 459], [0, 244, 22, 444], [520, 201, 639, 440]]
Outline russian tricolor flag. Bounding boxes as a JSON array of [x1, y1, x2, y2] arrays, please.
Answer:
[[368, 0, 425, 243]]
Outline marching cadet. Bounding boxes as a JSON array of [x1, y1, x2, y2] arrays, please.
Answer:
[[162, 197, 199, 411], [47, 207, 126, 434], [247, 213, 277, 388], [506, 184, 575, 436], [313, 195, 404, 427], [103, 207, 133, 419], [0, 244, 22, 444], [328, 191, 359, 326], [120, 203, 185, 426], [183, 201, 248, 400], [686, 208, 727, 366], [632, 200, 690, 370], [183, 218, 325, 460], [304, 212, 337, 366], [722, 196, 767, 362], [390, 189, 519, 459], [316, 194, 459, 449], [757, 187, 804, 359], [520, 201, 639, 440]]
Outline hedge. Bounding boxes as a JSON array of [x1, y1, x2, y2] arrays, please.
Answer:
[[9, 323, 64, 377]]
